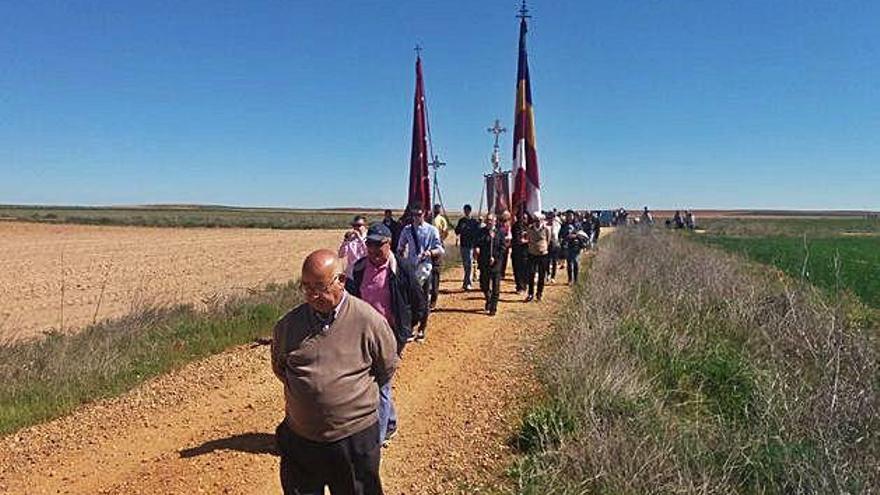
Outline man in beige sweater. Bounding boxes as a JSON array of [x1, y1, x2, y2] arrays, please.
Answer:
[[525, 213, 551, 302], [271, 249, 399, 495]]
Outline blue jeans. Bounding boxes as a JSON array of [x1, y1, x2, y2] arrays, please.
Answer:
[[460, 246, 474, 287], [378, 380, 397, 442]]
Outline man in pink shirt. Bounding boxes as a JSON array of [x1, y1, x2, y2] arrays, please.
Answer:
[[338, 215, 368, 278], [346, 222, 426, 446]]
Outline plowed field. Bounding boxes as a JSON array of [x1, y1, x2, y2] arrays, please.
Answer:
[[0, 222, 343, 341]]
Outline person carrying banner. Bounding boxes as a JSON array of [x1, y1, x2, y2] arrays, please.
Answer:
[[510, 209, 529, 293], [346, 223, 427, 448], [498, 210, 513, 279], [475, 214, 506, 316], [382, 209, 402, 251], [396, 202, 444, 341]]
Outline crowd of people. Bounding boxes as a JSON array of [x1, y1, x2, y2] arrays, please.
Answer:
[[666, 209, 698, 230], [627, 206, 698, 230], [269, 202, 609, 494]]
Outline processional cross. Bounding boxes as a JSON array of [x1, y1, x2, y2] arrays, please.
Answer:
[[487, 119, 506, 173]]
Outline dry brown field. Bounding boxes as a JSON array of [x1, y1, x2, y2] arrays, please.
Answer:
[[0, 222, 343, 341]]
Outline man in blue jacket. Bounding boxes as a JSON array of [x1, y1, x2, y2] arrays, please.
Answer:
[[396, 202, 444, 341], [346, 222, 427, 446]]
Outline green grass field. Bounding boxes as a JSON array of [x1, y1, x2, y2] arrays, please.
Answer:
[[701, 235, 880, 309], [697, 217, 880, 309], [699, 216, 880, 237], [0, 205, 380, 230]]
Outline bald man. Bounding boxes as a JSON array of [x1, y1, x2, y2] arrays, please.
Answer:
[[271, 249, 399, 495]]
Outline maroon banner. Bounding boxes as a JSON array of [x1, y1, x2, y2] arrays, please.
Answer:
[[408, 56, 430, 210], [485, 172, 511, 215]]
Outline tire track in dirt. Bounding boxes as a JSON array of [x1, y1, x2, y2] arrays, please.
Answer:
[[0, 264, 572, 494]]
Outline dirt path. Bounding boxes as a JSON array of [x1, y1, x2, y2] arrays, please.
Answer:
[[0, 263, 571, 494]]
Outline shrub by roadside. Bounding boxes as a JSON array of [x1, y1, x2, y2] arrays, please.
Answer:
[[512, 228, 878, 494]]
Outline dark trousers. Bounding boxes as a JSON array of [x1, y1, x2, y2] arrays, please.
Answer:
[[276, 420, 383, 495], [479, 265, 502, 312], [527, 253, 549, 298], [429, 265, 440, 307], [548, 245, 559, 280], [566, 250, 580, 284], [499, 247, 510, 280], [511, 244, 529, 291], [418, 278, 430, 332]]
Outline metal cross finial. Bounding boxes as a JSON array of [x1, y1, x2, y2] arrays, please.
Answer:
[[488, 119, 507, 173], [428, 154, 446, 171], [414, 43, 423, 57], [487, 119, 507, 148], [517, 0, 531, 20], [429, 154, 447, 214]]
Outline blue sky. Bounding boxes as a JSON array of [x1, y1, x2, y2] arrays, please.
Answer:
[[2, 1, 877, 210]]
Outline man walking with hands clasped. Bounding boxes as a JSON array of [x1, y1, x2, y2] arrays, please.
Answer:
[[272, 249, 398, 495], [525, 213, 551, 302]]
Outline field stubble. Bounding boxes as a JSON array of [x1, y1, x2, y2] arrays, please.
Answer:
[[0, 222, 344, 341]]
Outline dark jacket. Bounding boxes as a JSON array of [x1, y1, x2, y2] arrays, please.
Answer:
[[383, 218, 402, 252], [346, 254, 427, 352], [475, 227, 507, 273], [511, 220, 529, 249], [560, 222, 586, 254], [454, 216, 481, 248]]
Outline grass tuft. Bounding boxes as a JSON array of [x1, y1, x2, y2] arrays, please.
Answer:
[[0, 283, 302, 436], [512, 398, 577, 454]]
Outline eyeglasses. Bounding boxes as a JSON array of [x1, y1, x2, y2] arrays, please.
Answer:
[[298, 275, 342, 295]]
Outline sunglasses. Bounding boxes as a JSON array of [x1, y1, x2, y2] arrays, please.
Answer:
[[366, 239, 388, 248]]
